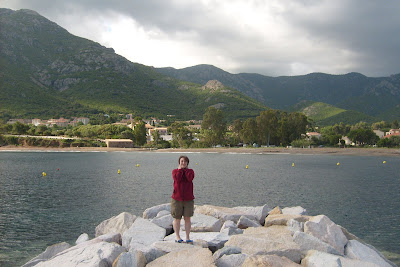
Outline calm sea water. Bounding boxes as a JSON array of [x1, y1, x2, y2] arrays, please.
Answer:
[[0, 151, 399, 266]]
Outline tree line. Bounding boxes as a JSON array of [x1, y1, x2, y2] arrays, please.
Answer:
[[1, 108, 399, 148]]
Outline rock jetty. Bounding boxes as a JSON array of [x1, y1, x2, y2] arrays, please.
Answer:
[[23, 203, 396, 267]]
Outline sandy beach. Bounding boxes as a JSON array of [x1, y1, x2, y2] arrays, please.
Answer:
[[1, 145, 400, 157]]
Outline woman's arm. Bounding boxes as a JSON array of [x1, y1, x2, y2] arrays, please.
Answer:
[[183, 169, 194, 182], [172, 169, 184, 182]]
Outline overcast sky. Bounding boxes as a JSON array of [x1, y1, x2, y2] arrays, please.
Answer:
[[1, 0, 400, 77]]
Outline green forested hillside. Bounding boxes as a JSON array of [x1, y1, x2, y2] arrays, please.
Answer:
[[0, 9, 266, 122], [156, 66, 400, 123]]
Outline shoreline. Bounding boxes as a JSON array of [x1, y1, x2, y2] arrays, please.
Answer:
[[1, 145, 400, 157]]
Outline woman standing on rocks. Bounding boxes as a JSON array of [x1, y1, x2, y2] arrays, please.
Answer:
[[171, 155, 195, 244]]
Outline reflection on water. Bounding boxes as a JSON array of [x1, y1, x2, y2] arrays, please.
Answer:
[[0, 151, 399, 266]]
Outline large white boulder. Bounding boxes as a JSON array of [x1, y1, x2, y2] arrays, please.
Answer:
[[122, 217, 166, 251], [152, 240, 208, 254], [215, 254, 248, 267], [151, 214, 174, 233], [95, 212, 136, 237], [301, 250, 380, 267], [220, 220, 243, 235], [113, 250, 146, 267], [237, 215, 261, 229], [287, 218, 304, 234], [22, 242, 71, 267], [282, 206, 307, 215], [242, 255, 301, 266], [195, 205, 257, 223], [75, 233, 89, 244], [146, 248, 216, 267], [34, 241, 125, 267], [293, 231, 342, 255], [232, 204, 271, 224], [265, 214, 311, 227], [143, 203, 171, 219], [213, 246, 242, 261], [304, 215, 348, 255], [181, 213, 222, 232], [164, 231, 230, 252], [345, 240, 393, 267], [225, 225, 302, 263]]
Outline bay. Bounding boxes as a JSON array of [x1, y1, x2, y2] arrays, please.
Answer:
[[0, 151, 399, 266]]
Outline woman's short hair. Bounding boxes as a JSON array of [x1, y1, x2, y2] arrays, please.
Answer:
[[178, 155, 189, 165]]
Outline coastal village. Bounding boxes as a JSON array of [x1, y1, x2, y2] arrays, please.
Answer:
[[4, 115, 400, 148]]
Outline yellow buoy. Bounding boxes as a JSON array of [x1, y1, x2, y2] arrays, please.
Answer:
[[196, 163, 198, 165], [337, 162, 340, 166], [136, 164, 140, 167], [292, 163, 295, 167], [246, 165, 249, 169], [118, 169, 121, 174], [42, 172, 46, 177], [383, 161, 386, 164]]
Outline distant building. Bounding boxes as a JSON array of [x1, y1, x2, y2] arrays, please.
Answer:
[[47, 118, 70, 127], [306, 132, 322, 140], [187, 124, 201, 130], [105, 139, 133, 148], [341, 136, 354, 146], [32, 118, 42, 126], [385, 129, 400, 136]]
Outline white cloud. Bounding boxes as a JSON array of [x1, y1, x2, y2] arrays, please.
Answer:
[[1, 0, 400, 76]]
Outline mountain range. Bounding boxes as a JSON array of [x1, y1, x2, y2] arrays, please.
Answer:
[[0, 8, 265, 122], [156, 65, 400, 125], [1, 8, 399, 126]]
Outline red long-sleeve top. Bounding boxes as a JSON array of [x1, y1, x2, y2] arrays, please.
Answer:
[[171, 168, 195, 201]]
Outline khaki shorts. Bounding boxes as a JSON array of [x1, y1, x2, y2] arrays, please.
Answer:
[[170, 198, 194, 219]]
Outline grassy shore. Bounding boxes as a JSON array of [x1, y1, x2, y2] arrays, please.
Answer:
[[1, 145, 400, 157]]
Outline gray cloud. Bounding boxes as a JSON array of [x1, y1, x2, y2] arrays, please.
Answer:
[[1, 0, 399, 76]]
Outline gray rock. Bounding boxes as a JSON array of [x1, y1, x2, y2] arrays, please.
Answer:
[[345, 240, 392, 267], [293, 231, 342, 255], [242, 255, 301, 266], [151, 214, 173, 234], [216, 254, 248, 267], [304, 215, 348, 255], [213, 246, 242, 261], [265, 214, 311, 227], [232, 204, 271, 224], [220, 220, 243, 235], [143, 203, 171, 219], [34, 241, 125, 267], [225, 226, 302, 263], [22, 242, 71, 267], [122, 217, 166, 251], [113, 251, 146, 267], [195, 204, 257, 223], [164, 231, 230, 252], [146, 248, 216, 267], [282, 206, 307, 215], [237, 215, 261, 229], [95, 212, 136, 237], [156, 210, 170, 217], [287, 218, 304, 234], [132, 245, 166, 264], [75, 233, 89, 244], [301, 250, 380, 267], [93, 232, 122, 245], [181, 213, 222, 232]]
